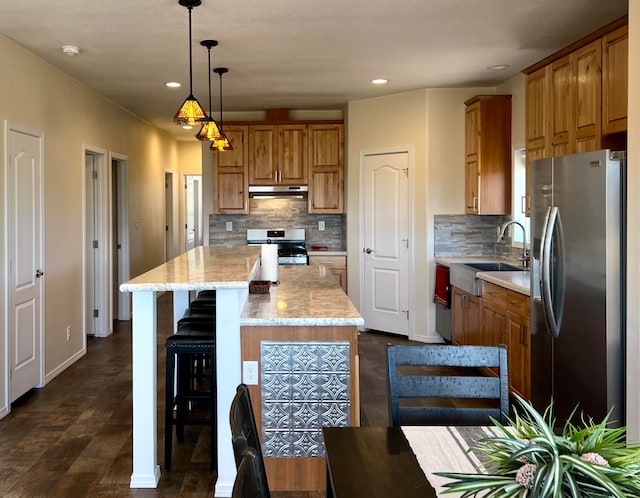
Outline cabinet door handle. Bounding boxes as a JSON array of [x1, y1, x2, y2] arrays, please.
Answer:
[[461, 294, 466, 310], [473, 196, 478, 212], [520, 324, 525, 345]]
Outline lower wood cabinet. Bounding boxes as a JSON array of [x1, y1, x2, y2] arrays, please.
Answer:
[[309, 255, 347, 292], [480, 281, 531, 399], [452, 281, 531, 399], [451, 286, 481, 346], [507, 310, 531, 400]]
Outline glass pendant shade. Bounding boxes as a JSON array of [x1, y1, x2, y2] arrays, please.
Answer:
[[174, 94, 207, 126], [210, 133, 233, 151], [196, 118, 222, 141]]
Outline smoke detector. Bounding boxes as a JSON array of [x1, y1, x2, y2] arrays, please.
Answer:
[[61, 45, 80, 57]]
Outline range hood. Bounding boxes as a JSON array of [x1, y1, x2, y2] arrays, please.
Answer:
[[249, 185, 308, 198]]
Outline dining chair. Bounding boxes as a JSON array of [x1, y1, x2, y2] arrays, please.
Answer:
[[229, 384, 271, 498], [386, 344, 509, 426], [232, 447, 265, 498]]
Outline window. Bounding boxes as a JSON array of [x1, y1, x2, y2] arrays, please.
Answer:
[[511, 148, 530, 246]]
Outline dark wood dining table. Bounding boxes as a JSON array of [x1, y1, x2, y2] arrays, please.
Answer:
[[323, 426, 437, 498]]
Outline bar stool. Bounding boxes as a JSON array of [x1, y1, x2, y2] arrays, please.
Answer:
[[189, 290, 216, 311], [178, 308, 216, 326], [164, 321, 217, 471]]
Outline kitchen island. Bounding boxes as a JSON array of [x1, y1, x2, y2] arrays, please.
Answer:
[[241, 265, 364, 492], [119, 246, 363, 496]]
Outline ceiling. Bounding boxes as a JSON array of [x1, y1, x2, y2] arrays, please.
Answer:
[[0, 0, 628, 141]]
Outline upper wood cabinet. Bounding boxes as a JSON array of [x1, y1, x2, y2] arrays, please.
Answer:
[[602, 25, 628, 135], [525, 66, 550, 216], [573, 40, 602, 153], [214, 125, 249, 214], [249, 124, 308, 185], [524, 17, 627, 155], [523, 16, 627, 216], [308, 123, 345, 214], [549, 40, 602, 156], [549, 55, 573, 157], [464, 95, 512, 215]]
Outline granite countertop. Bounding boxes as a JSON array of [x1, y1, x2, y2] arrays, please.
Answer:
[[476, 271, 530, 295], [435, 256, 531, 296], [241, 265, 364, 327], [307, 246, 347, 256], [120, 246, 261, 292]]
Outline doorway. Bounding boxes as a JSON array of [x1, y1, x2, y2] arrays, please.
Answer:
[[165, 171, 174, 261], [185, 174, 203, 250], [6, 124, 44, 404], [111, 155, 130, 321], [361, 150, 411, 336], [84, 149, 111, 337]]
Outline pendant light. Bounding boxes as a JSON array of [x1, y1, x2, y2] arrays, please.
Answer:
[[211, 67, 233, 151], [173, 0, 207, 126], [195, 39, 222, 141]]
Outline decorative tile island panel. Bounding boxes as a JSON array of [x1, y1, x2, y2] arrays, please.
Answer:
[[261, 341, 351, 458]]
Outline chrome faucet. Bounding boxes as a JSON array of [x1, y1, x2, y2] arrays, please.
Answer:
[[497, 220, 529, 268]]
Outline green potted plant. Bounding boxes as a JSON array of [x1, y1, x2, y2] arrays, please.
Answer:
[[436, 396, 640, 497]]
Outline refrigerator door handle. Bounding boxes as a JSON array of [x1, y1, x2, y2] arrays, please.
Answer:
[[540, 206, 562, 337]]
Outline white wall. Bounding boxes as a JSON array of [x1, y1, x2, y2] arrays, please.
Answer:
[[0, 34, 198, 415]]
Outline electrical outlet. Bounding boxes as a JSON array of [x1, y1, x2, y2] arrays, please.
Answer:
[[66, 326, 71, 341], [318, 220, 325, 231], [243, 361, 259, 385], [226, 221, 233, 231]]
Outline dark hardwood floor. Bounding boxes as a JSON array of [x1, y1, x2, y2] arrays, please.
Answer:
[[0, 293, 418, 497]]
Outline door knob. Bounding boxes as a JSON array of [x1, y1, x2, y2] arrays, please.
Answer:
[[364, 248, 373, 254], [35, 269, 44, 278]]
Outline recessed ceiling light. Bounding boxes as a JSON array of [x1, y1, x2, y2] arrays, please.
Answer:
[[182, 125, 193, 130], [166, 81, 181, 88], [61, 45, 80, 57], [487, 64, 509, 70], [371, 78, 388, 85]]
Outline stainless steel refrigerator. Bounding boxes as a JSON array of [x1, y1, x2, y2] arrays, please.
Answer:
[[529, 149, 626, 427]]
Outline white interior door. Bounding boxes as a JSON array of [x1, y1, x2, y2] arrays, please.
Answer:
[[8, 127, 43, 402], [84, 151, 111, 337], [184, 174, 202, 250], [362, 151, 410, 335]]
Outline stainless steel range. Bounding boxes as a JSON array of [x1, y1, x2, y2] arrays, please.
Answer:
[[246, 228, 308, 265]]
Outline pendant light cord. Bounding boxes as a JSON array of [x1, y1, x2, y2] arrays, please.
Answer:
[[207, 47, 212, 116], [188, 6, 194, 94], [218, 72, 224, 132]]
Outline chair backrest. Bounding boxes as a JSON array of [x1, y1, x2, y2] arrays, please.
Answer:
[[386, 344, 509, 426], [232, 447, 268, 498], [229, 384, 270, 498]]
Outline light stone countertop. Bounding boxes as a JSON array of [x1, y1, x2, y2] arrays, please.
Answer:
[[307, 248, 347, 256], [120, 246, 261, 292], [476, 271, 530, 296], [241, 265, 364, 327]]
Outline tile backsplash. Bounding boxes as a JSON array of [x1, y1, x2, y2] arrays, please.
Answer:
[[434, 214, 520, 259], [209, 197, 344, 247]]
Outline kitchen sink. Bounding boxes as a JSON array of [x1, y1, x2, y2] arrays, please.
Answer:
[[449, 261, 526, 296], [463, 262, 523, 272]]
